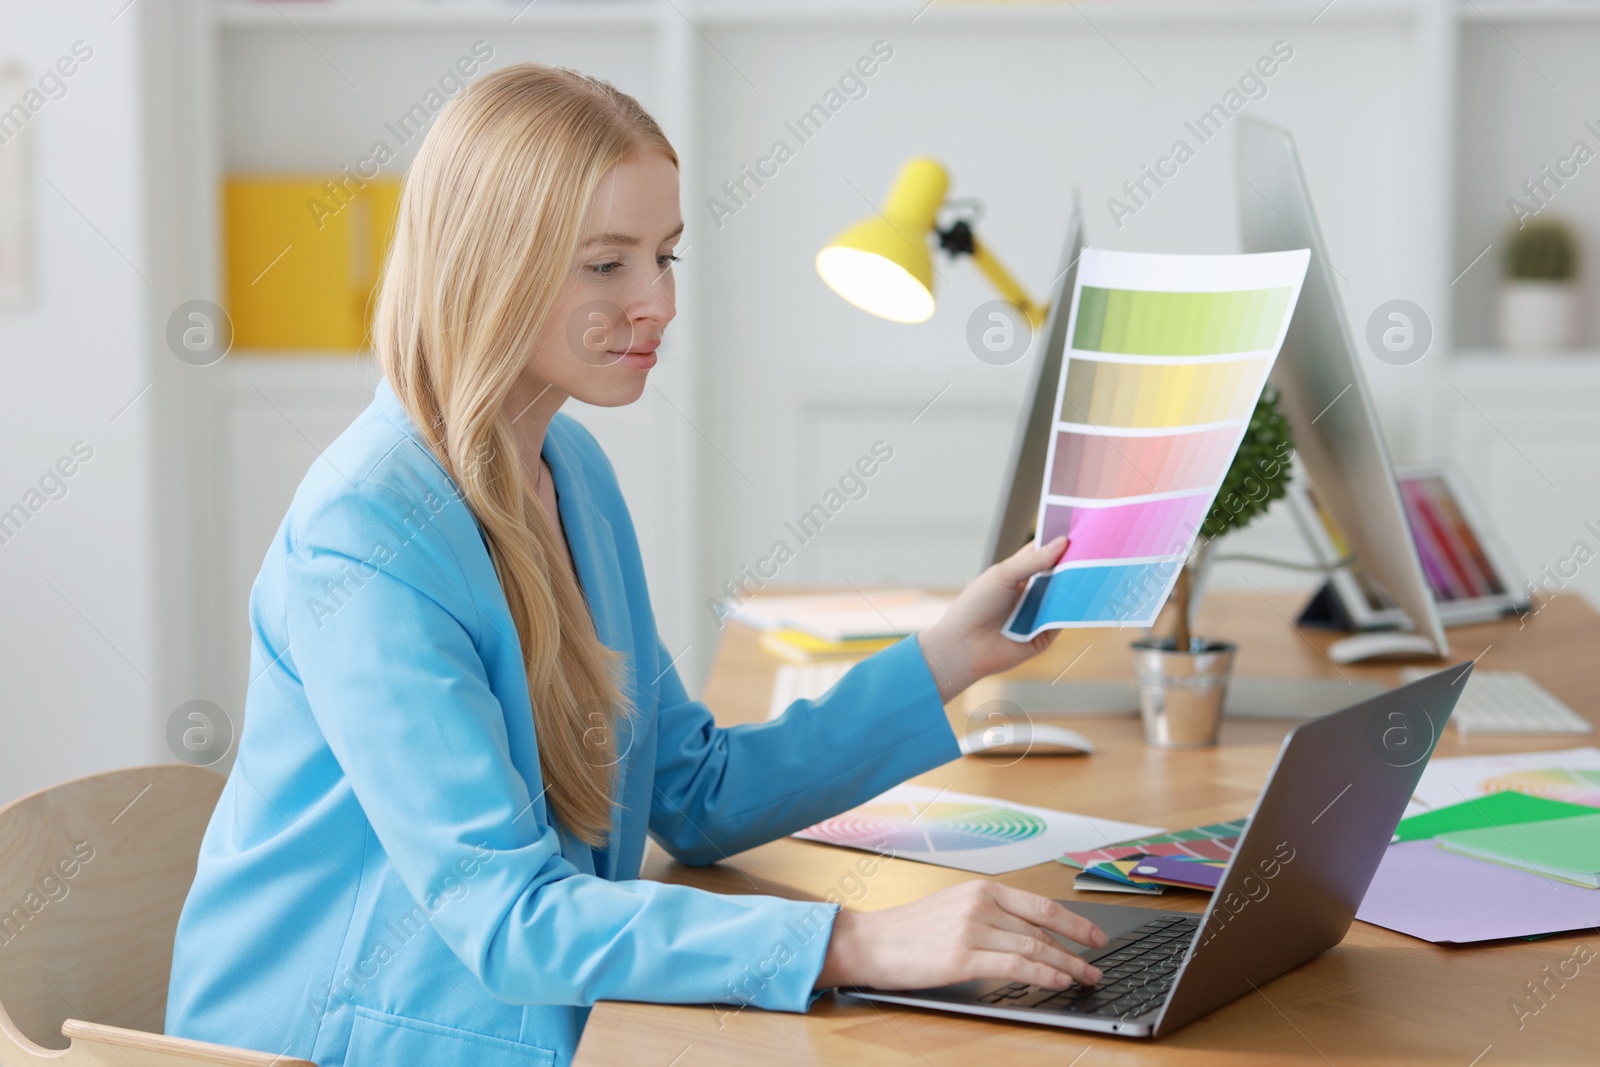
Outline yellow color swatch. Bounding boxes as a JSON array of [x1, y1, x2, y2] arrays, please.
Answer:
[[1058, 357, 1269, 429], [224, 176, 402, 351]]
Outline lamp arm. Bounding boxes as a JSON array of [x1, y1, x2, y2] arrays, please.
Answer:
[[970, 240, 1048, 329], [936, 220, 1047, 329]]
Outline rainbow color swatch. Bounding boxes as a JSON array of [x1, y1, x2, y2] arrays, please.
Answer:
[[1005, 248, 1310, 640]]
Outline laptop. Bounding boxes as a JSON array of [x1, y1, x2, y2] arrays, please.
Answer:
[[846, 662, 1470, 1037]]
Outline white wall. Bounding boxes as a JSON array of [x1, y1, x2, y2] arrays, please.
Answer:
[[0, 0, 162, 800]]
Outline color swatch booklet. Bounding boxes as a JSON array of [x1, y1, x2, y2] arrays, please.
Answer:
[[1005, 247, 1310, 639]]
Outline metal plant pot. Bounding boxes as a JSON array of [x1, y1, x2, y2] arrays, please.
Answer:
[[1131, 637, 1237, 748]]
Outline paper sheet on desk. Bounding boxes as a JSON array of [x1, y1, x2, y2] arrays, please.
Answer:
[[794, 784, 1162, 876], [1002, 247, 1310, 640], [1409, 747, 1600, 811]]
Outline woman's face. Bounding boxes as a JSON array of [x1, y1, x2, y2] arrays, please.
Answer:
[[526, 151, 682, 408]]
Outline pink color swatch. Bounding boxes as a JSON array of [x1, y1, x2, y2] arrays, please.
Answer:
[[1048, 426, 1240, 499], [1041, 494, 1211, 562]]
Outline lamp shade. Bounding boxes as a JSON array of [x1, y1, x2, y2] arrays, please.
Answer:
[[816, 157, 950, 323]]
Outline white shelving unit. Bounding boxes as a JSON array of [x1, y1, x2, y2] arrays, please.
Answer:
[[142, 0, 1600, 719]]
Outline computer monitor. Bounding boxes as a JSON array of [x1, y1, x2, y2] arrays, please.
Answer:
[[982, 194, 1084, 567], [1235, 115, 1447, 656]]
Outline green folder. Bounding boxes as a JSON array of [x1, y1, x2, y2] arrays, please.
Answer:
[[1393, 791, 1594, 843], [1437, 811, 1600, 888]]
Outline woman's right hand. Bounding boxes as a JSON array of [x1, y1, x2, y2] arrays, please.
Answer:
[[813, 880, 1107, 993]]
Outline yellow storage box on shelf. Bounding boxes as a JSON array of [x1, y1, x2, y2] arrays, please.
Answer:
[[224, 175, 401, 351]]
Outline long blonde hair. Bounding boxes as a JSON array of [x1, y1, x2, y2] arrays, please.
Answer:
[[373, 64, 675, 847]]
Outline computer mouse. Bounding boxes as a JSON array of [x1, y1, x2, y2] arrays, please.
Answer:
[[1326, 632, 1443, 665], [960, 722, 1096, 756]]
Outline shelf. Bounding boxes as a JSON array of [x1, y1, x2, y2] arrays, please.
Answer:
[[215, 0, 658, 30], [1447, 348, 1600, 388], [218, 350, 381, 389], [1458, 0, 1600, 24], [215, 0, 1423, 30], [693, 0, 1423, 26], [1453, 347, 1600, 362]]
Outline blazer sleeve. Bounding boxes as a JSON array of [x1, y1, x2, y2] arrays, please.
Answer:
[[648, 634, 962, 866], [283, 481, 845, 1013]]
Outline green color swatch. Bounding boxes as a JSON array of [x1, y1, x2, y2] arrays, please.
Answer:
[[1073, 286, 1293, 356], [1393, 791, 1596, 843]]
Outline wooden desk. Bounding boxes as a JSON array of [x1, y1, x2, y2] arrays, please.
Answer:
[[575, 593, 1597, 1066]]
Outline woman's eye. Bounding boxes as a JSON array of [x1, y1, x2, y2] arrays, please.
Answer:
[[589, 261, 621, 276], [657, 253, 681, 269]]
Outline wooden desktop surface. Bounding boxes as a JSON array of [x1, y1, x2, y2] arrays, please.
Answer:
[[573, 592, 1597, 1066]]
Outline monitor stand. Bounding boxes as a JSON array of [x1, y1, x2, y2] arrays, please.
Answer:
[[975, 676, 1386, 722]]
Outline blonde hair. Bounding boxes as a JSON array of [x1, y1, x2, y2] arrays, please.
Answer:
[[373, 63, 675, 847]]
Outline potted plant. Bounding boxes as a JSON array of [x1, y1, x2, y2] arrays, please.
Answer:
[[1498, 217, 1580, 353], [1131, 388, 1294, 747]]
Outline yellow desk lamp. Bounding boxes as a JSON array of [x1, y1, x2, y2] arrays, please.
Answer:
[[815, 157, 1046, 328]]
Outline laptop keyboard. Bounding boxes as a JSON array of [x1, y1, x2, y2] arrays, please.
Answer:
[[975, 914, 1200, 1019]]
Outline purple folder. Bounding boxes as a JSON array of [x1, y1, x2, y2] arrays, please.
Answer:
[[1357, 840, 1600, 943]]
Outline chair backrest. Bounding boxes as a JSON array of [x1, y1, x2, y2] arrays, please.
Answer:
[[0, 764, 224, 1052]]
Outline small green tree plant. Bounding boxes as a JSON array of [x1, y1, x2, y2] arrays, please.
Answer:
[[1168, 387, 1295, 651], [1504, 217, 1577, 281]]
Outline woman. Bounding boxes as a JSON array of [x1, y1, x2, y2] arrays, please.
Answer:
[[166, 63, 1105, 1067]]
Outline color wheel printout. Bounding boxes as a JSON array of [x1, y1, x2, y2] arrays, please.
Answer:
[[794, 784, 1162, 876], [1004, 247, 1310, 640]]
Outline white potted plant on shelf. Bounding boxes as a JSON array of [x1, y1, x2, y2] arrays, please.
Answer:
[[1131, 389, 1294, 748], [1498, 217, 1580, 354]]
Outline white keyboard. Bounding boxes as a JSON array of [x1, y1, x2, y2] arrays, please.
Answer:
[[1401, 668, 1592, 735], [767, 660, 858, 720]]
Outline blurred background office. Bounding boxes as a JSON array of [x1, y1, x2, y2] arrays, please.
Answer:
[[3, 0, 1599, 804]]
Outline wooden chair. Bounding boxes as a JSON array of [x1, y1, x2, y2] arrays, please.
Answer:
[[0, 764, 316, 1066]]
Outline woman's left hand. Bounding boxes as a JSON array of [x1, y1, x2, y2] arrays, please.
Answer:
[[914, 536, 1069, 703]]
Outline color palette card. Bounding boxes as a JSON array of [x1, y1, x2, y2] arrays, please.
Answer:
[[794, 784, 1161, 876], [1075, 869, 1165, 895], [1057, 818, 1248, 869], [1003, 248, 1310, 640]]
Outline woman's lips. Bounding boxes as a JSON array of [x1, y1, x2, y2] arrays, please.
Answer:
[[610, 343, 658, 369]]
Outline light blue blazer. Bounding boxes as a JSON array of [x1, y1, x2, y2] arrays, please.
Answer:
[[165, 379, 960, 1067]]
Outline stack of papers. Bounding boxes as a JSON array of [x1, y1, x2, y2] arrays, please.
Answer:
[[1392, 790, 1592, 843], [1358, 748, 1600, 943], [1358, 842, 1600, 944], [726, 591, 951, 661], [726, 591, 951, 640], [1437, 813, 1600, 889], [1057, 819, 1246, 894]]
